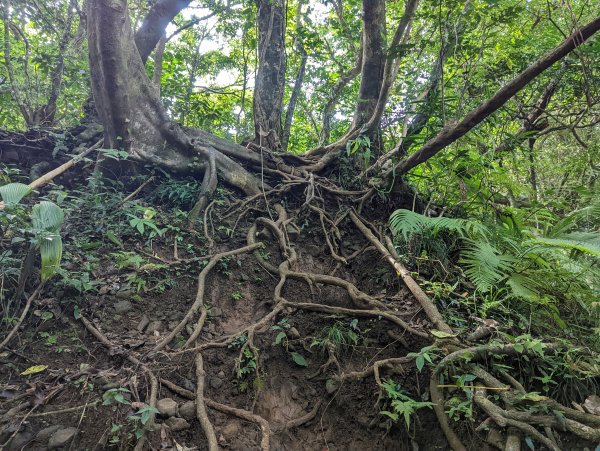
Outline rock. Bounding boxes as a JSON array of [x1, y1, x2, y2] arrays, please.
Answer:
[[165, 417, 190, 431], [288, 327, 300, 338], [48, 427, 77, 449], [221, 421, 241, 440], [7, 431, 34, 451], [210, 377, 224, 389], [146, 321, 163, 334], [325, 379, 338, 394], [115, 290, 134, 299], [210, 307, 223, 317], [113, 300, 133, 314], [179, 401, 196, 420], [208, 323, 216, 333], [156, 398, 178, 417], [35, 425, 62, 442], [217, 370, 225, 378]]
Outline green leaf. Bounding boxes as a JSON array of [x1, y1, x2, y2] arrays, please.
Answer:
[[31, 201, 64, 232], [416, 355, 425, 372], [274, 332, 286, 345], [431, 330, 457, 339], [0, 182, 31, 205], [39, 234, 62, 281], [291, 352, 307, 367], [73, 305, 81, 319]]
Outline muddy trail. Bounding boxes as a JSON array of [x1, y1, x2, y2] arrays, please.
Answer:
[[2, 133, 599, 451]]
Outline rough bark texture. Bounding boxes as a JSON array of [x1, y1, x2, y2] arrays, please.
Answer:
[[253, 0, 286, 150], [87, 0, 262, 194], [352, 0, 386, 130]]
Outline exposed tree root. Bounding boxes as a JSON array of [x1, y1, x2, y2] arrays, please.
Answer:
[[335, 357, 413, 385], [153, 242, 262, 352], [195, 353, 218, 451]]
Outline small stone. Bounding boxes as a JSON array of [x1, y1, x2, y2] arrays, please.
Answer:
[[35, 425, 62, 442], [288, 327, 300, 338], [240, 273, 249, 282], [210, 307, 223, 317], [208, 323, 216, 333], [325, 379, 338, 394], [156, 398, 178, 417], [185, 324, 194, 336], [146, 321, 163, 334], [210, 377, 224, 389], [115, 290, 134, 299], [114, 300, 133, 314], [217, 371, 225, 378], [8, 431, 33, 451], [48, 427, 77, 449], [179, 401, 196, 420], [165, 417, 190, 431], [168, 321, 179, 330]]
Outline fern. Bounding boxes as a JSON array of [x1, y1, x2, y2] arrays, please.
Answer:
[[459, 240, 516, 292], [389, 209, 488, 241]]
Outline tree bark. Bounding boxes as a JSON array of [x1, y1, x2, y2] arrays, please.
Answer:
[[352, 0, 386, 131], [87, 0, 262, 195], [253, 0, 286, 150], [388, 16, 600, 177], [134, 0, 191, 64], [281, 0, 308, 151]]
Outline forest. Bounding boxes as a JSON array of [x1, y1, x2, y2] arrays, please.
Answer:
[[0, 0, 599, 449]]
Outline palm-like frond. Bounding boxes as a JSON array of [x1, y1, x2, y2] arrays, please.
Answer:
[[389, 209, 489, 241], [459, 240, 516, 292], [532, 232, 600, 256]]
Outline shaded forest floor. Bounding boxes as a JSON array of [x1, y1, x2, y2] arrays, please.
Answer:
[[1, 131, 598, 451]]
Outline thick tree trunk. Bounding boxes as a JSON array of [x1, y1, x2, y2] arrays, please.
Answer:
[[352, 0, 386, 131], [86, 0, 262, 195], [253, 0, 286, 150]]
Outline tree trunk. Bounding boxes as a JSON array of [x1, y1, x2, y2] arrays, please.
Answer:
[[134, 0, 191, 64], [86, 0, 262, 195], [352, 0, 386, 131], [253, 0, 286, 150], [281, 0, 308, 151], [388, 16, 600, 177]]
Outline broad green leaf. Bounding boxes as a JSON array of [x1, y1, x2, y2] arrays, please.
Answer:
[[32, 201, 64, 231], [0, 182, 31, 205], [39, 234, 63, 281], [291, 352, 307, 367], [274, 332, 286, 345]]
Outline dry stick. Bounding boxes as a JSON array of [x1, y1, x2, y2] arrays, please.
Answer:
[[28, 139, 102, 191], [0, 283, 43, 351], [118, 175, 156, 207], [79, 315, 158, 449], [153, 242, 262, 352], [287, 302, 428, 338], [195, 353, 218, 451], [349, 210, 454, 335], [15, 401, 100, 418]]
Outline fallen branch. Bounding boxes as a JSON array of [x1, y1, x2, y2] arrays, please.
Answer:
[[349, 210, 454, 335]]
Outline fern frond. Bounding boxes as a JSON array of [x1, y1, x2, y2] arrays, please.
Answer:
[[459, 240, 516, 292], [389, 209, 489, 241], [532, 232, 600, 256]]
